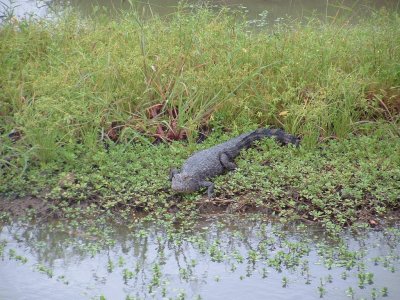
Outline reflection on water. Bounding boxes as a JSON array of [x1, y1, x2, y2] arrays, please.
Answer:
[[0, 216, 399, 299], [5, 0, 397, 21]]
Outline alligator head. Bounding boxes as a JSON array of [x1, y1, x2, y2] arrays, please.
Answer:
[[171, 172, 200, 193]]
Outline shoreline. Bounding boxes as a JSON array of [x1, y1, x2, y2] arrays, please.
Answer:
[[1, 132, 399, 232]]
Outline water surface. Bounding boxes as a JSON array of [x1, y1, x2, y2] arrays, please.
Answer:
[[1, 216, 399, 299], [6, 0, 398, 20]]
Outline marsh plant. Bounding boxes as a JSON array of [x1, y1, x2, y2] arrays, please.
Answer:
[[0, 4, 399, 159]]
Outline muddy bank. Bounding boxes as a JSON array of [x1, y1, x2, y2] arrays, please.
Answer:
[[1, 193, 398, 231]]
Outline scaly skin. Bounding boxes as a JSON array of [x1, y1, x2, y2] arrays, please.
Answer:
[[170, 128, 300, 197]]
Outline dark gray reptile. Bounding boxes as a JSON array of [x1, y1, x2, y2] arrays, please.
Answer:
[[170, 128, 300, 197]]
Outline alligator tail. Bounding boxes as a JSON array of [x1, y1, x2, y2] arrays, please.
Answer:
[[235, 128, 300, 152]]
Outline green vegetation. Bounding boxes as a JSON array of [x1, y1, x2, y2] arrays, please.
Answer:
[[1, 132, 398, 229], [0, 5, 399, 226], [1, 5, 399, 151]]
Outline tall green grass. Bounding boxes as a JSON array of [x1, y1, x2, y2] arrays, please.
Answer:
[[0, 5, 399, 161]]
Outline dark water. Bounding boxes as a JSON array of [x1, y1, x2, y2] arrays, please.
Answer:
[[1, 216, 399, 300], [5, 0, 398, 20]]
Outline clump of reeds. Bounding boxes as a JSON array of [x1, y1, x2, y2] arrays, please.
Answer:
[[0, 4, 399, 160]]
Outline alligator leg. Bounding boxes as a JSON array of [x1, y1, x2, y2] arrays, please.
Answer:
[[169, 168, 180, 181], [219, 152, 237, 171], [200, 181, 215, 197]]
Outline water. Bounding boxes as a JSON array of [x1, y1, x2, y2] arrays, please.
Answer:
[[4, 0, 397, 21], [1, 216, 399, 299]]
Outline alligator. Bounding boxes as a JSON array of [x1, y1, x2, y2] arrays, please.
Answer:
[[170, 128, 300, 197]]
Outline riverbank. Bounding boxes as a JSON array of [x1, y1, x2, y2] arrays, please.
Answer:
[[1, 6, 399, 230], [1, 130, 399, 231]]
